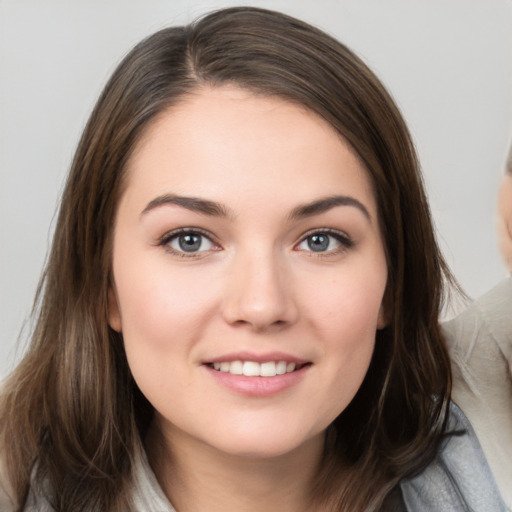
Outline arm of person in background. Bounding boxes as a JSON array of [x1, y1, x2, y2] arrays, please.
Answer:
[[443, 278, 512, 508]]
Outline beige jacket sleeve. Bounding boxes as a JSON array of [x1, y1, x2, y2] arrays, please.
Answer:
[[443, 278, 512, 508]]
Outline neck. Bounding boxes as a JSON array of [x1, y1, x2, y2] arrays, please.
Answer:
[[145, 418, 326, 512]]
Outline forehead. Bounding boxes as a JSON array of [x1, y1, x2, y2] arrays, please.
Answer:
[[122, 85, 377, 217]]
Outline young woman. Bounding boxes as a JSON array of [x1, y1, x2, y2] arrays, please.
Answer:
[[0, 7, 506, 512]]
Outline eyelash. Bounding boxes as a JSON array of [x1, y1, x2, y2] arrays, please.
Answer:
[[295, 228, 353, 257], [158, 228, 220, 258], [158, 228, 353, 258]]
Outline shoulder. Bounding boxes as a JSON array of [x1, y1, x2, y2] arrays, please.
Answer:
[[0, 439, 175, 512], [442, 277, 512, 382], [399, 403, 508, 511], [442, 278, 512, 507], [443, 277, 512, 360]]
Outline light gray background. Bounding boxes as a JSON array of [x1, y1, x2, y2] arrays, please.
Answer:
[[1, 0, 511, 378]]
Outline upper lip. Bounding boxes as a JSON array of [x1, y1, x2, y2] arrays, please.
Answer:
[[203, 351, 310, 365]]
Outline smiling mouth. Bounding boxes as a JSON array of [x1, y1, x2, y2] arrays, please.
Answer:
[[206, 360, 309, 377]]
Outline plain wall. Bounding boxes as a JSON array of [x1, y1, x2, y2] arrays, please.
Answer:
[[1, 0, 511, 378]]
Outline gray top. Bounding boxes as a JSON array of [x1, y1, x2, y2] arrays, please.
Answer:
[[399, 403, 508, 511]]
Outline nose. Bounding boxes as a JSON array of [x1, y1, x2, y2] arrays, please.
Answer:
[[221, 249, 299, 332]]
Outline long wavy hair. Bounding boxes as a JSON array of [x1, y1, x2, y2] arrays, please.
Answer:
[[0, 7, 453, 511]]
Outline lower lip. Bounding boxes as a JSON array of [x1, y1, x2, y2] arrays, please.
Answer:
[[204, 364, 310, 397]]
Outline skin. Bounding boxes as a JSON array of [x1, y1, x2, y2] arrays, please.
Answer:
[[497, 173, 512, 273], [109, 86, 388, 512]]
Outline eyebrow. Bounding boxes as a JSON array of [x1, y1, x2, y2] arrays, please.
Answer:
[[141, 193, 371, 222], [141, 194, 231, 218], [289, 195, 372, 222]]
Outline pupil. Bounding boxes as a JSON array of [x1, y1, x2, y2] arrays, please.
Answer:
[[179, 234, 201, 252], [308, 234, 329, 252]]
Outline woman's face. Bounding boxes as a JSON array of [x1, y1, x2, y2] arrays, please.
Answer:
[[109, 86, 388, 459], [498, 173, 512, 273]]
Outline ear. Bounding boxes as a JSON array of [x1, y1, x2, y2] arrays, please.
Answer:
[[108, 286, 122, 332], [377, 303, 388, 330]]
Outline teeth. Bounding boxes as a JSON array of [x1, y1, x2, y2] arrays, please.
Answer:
[[230, 360, 243, 375], [260, 362, 276, 377], [211, 360, 300, 377], [276, 361, 287, 375], [286, 362, 296, 373], [242, 361, 260, 376]]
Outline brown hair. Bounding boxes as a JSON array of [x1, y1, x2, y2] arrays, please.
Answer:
[[0, 7, 453, 511]]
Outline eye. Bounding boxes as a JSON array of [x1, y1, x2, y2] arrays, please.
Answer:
[[160, 229, 218, 255], [296, 230, 352, 254]]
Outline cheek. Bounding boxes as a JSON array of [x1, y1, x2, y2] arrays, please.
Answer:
[[323, 282, 379, 372], [112, 257, 220, 357], [304, 269, 386, 337], [322, 310, 378, 422], [113, 263, 219, 407], [299, 263, 386, 404]]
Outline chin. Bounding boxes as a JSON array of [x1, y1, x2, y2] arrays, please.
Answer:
[[204, 426, 324, 461]]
